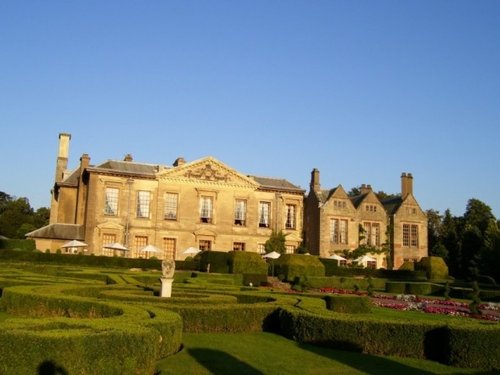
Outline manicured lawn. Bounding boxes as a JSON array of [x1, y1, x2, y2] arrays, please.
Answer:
[[156, 332, 492, 375], [0, 311, 13, 322]]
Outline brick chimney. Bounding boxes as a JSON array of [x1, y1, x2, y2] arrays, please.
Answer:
[[310, 168, 320, 192], [401, 172, 413, 198], [55, 133, 71, 183]]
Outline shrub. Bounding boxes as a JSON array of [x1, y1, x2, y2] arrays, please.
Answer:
[[0, 239, 36, 251], [323, 295, 371, 314], [228, 251, 267, 275], [273, 254, 325, 282], [385, 282, 406, 294], [416, 257, 448, 280], [198, 251, 229, 273], [398, 261, 415, 271], [242, 273, 268, 287]]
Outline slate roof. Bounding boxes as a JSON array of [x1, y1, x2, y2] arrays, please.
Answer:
[[349, 193, 368, 208], [381, 196, 403, 214], [88, 160, 167, 177], [25, 224, 85, 240], [249, 176, 305, 193]]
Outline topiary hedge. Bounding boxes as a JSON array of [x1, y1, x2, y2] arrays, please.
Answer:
[[274, 254, 325, 281], [323, 295, 371, 313], [228, 251, 268, 275], [416, 256, 449, 280], [0, 249, 161, 269], [198, 251, 230, 273], [0, 239, 36, 250], [277, 307, 500, 370]]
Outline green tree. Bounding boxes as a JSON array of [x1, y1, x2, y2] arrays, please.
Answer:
[[426, 209, 442, 252], [440, 209, 460, 277], [264, 230, 287, 254], [0, 192, 50, 239], [464, 198, 495, 235]]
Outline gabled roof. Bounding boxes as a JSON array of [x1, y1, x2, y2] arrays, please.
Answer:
[[250, 176, 304, 193], [349, 193, 368, 208], [315, 187, 338, 203], [25, 224, 85, 240], [381, 196, 403, 215]]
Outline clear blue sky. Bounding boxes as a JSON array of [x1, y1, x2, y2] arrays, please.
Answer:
[[1, 1, 499, 218]]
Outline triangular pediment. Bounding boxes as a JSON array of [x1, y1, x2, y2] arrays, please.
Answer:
[[331, 185, 348, 199], [395, 194, 425, 216], [158, 157, 259, 188]]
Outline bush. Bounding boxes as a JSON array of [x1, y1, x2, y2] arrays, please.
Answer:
[[398, 261, 415, 271], [385, 282, 406, 294], [323, 295, 371, 313], [277, 308, 500, 370], [273, 254, 325, 282], [198, 251, 229, 273], [242, 273, 268, 287], [0, 239, 36, 251], [415, 257, 449, 280], [228, 251, 268, 275], [0, 249, 162, 270]]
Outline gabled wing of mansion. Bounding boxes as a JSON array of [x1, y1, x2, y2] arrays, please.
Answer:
[[28, 133, 427, 268]]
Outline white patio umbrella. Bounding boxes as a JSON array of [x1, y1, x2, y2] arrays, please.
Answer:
[[262, 251, 281, 259], [61, 240, 87, 248], [183, 247, 201, 255], [104, 242, 128, 251], [140, 245, 160, 253]]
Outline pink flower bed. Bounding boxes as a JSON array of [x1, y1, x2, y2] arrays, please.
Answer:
[[317, 287, 500, 322]]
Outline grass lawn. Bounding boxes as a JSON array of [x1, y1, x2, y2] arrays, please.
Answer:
[[0, 311, 12, 322], [156, 332, 494, 375]]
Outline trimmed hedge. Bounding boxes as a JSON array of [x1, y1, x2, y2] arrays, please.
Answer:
[[0, 239, 36, 250], [416, 256, 449, 280], [308, 276, 386, 291], [198, 251, 230, 273], [323, 295, 371, 314], [0, 249, 161, 269], [274, 254, 325, 281], [385, 282, 444, 296], [0, 283, 183, 375], [228, 251, 268, 275], [318, 258, 427, 281], [277, 307, 500, 370]]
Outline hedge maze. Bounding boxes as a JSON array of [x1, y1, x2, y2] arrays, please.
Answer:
[[0, 262, 499, 374]]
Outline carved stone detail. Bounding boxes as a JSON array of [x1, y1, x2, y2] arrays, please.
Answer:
[[185, 163, 231, 182]]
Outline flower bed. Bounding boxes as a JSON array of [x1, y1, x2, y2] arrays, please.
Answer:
[[317, 288, 500, 322]]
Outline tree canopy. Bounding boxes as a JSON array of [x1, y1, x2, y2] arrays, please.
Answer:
[[0, 192, 50, 239], [426, 199, 500, 283]]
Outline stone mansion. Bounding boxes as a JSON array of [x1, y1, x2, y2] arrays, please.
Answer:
[[27, 133, 427, 269]]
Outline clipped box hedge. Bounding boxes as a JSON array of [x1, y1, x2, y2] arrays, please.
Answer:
[[277, 307, 500, 370], [0, 249, 162, 269], [228, 251, 268, 275], [323, 295, 371, 313], [0, 239, 36, 250], [198, 251, 230, 273], [274, 254, 325, 281]]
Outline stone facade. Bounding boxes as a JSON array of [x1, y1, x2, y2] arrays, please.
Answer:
[[29, 133, 427, 268], [304, 169, 427, 269], [30, 134, 305, 260]]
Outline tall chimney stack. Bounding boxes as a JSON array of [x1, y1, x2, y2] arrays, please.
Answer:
[[310, 168, 320, 192], [55, 133, 71, 183], [401, 172, 414, 198]]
